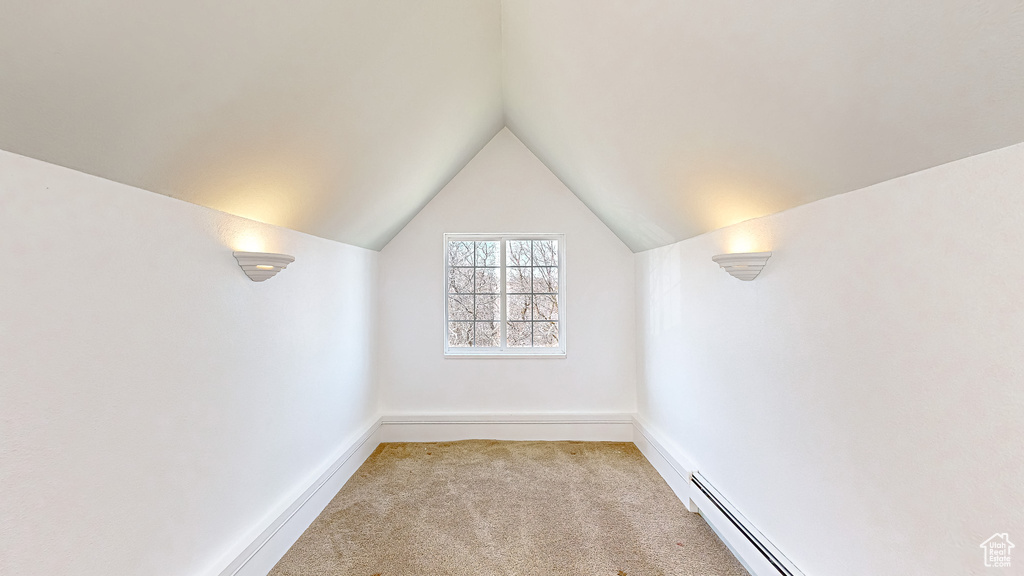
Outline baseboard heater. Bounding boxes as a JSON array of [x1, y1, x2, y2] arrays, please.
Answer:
[[691, 472, 803, 576]]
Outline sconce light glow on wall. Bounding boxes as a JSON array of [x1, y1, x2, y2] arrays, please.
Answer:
[[233, 251, 295, 282], [712, 251, 772, 281]]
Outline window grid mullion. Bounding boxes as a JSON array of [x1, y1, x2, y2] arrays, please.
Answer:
[[499, 238, 507, 349], [471, 241, 477, 347], [445, 233, 562, 355], [528, 240, 534, 346]]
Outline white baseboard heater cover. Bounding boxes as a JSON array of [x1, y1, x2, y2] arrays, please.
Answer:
[[691, 472, 804, 576]]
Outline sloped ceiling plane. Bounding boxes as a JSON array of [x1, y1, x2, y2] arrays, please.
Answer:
[[2, 0, 1023, 251]]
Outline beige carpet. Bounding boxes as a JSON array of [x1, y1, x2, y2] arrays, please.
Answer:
[[269, 440, 749, 576]]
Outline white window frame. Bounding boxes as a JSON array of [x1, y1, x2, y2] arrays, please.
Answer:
[[443, 233, 566, 358]]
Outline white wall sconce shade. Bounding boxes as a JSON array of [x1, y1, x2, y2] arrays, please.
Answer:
[[712, 251, 772, 281], [233, 251, 295, 282]]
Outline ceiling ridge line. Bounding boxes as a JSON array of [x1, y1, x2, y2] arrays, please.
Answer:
[[499, 0, 508, 126]]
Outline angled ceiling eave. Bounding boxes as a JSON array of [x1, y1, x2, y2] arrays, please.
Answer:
[[376, 122, 506, 252], [502, 120, 637, 252]]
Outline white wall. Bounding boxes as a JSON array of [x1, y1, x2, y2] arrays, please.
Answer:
[[0, 150, 378, 576], [378, 128, 635, 415], [635, 142, 1024, 575]]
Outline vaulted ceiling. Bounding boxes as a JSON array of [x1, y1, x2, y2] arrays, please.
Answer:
[[3, 1, 1023, 251]]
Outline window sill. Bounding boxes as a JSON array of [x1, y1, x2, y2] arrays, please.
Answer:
[[444, 352, 567, 359]]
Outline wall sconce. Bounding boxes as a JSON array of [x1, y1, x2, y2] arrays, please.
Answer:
[[233, 251, 295, 282], [712, 251, 772, 281]]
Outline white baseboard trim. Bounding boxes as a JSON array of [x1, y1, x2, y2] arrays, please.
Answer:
[[213, 414, 794, 576], [631, 416, 799, 576], [215, 417, 382, 576], [380, 413, 634, 442], [631, 416, 699, 512]]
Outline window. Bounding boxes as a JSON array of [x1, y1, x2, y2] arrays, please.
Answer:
[[444, 233, 565, 356]]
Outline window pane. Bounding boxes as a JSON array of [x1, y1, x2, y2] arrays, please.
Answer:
[[534, 294, 558, 320], [507, 295, 532, 321], [475, 267, 499, 294], [448, 322, 473, 347], [475, 294, 499, 321], [534, 267, 558, 293], [475, 241, 499, 267], [447, 267, 474, 293], [446, 234, 562, 355], [447, 241, 474, 267], [508, 240, 532, 266], [448, 295, 474, 321], [534, 322, 559, 347], [475, 322, 500, 347], [506, 267, 532, 294], [507, 321, 532, 347], [534, 240, 558, 266]]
